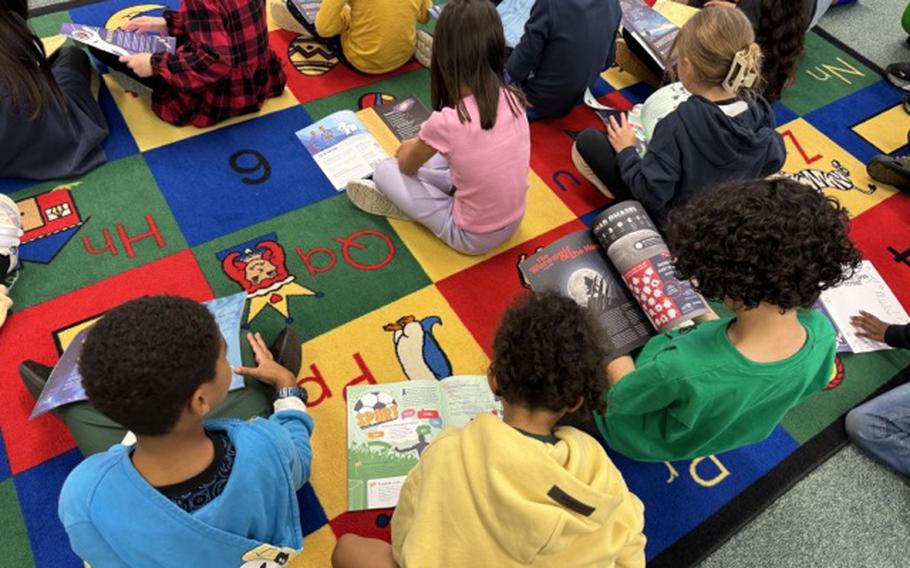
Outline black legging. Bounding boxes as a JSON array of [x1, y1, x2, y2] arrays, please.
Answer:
[[574, 129, 635, 202]]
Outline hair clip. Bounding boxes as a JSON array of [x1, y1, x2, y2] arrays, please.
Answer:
[[722, 48, 758, 93]]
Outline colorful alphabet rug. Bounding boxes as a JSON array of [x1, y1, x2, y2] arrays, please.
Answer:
[[1, 2, 909, 567]]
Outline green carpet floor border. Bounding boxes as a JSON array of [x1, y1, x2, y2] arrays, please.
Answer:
[[31, 0, 102, 18], [650, 364, 910, 568]]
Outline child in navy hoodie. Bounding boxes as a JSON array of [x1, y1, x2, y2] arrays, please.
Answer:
[[506, 0, 621, 118], [572, 7, 785, 227]]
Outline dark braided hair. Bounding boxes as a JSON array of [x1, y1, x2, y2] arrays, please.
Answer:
[[754, 0, 806, 102], [490, 292, 608, 416]]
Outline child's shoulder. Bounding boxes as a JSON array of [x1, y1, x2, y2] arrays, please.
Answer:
[[59, 445, 132, 520]]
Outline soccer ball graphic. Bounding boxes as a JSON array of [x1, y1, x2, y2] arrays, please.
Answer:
[[354, 391, 396, 413]]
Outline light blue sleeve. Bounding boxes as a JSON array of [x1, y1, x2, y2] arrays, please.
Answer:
[[62, 521, 131, 567], [268, 403, 315, 491]]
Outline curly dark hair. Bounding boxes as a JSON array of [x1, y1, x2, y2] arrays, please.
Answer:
[[490, 292, 608, 416], [667, 178, 863, 311], [79, 295, 222, 436], [755, 0, 806, 102]]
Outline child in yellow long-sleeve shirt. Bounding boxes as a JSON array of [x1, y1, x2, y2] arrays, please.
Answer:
[[272, 0, 431, 74], [330, 292, 647, 568]]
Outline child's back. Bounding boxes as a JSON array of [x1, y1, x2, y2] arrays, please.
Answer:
[[315, 0, 431, 74], [506, 0, 621, 118], [393, 414, 644, 567]]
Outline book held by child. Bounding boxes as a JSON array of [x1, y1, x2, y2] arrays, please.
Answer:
[[520, 200, 709, 361], [60, 23, 176, 57], [346, 376, 501, 511], [29, 293, 248, 419], [618, 0, 697, 71], [296, 96, 430, 190]]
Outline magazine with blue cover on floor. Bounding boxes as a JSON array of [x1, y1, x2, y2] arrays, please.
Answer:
[[60, 23, 176, 57], [29, 292, 249, 419]]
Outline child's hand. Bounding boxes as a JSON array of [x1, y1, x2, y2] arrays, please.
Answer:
[[235, 332, 299, 389], [118, 53, 154, 78], [606, 113, 636, 153], [850, 311, 890, 343], [122, 16, 168, 34]]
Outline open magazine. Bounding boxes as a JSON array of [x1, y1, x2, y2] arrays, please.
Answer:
[[60, 23, 176, 57], [29, 293, 249, 419], [347, 376, 502, 510], [816, 260, 910, 354], [430, 0, 529, 47], [618, 0, 695, 72], [296, 97, 430, 190], [520, 201, 709, 361]]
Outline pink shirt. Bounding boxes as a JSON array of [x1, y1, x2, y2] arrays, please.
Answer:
[[418, 90, 530, 233]]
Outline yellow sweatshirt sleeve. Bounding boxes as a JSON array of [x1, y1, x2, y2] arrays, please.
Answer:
[[315, 0, 351, 37], [417, 0, 432, 24], [615, 494, 647, 568]]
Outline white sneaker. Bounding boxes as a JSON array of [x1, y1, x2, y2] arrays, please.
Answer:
[[415, 30, 433, 69], [269, 0, 311, 36], [346, 180, 411, 221], [0, 194, 22, 273]]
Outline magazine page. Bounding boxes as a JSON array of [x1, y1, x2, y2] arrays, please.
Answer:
[[496, 0, 534, 48], [375, 97, 431, 142], [813, 301, 851, 353], [439, 375, 503, 429], [347, 380, 448, 511], [60, 23, 176, 57], [593, 201, 709, 332], [29, 293, 249, 419], [652, 0, 699, 28], [519, 231, 652, 361], [289, 0, 321, 25], [618, 0, 678, 70], [295, 111, 389, 190], [818, 260, 910, 354]]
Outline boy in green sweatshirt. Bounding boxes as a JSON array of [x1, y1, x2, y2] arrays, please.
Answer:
[[596, 178, 863, 462]]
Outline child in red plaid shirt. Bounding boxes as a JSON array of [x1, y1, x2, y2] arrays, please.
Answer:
[[115, 0, 286, 127]]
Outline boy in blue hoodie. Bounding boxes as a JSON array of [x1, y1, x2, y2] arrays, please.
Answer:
[[506, 0, 622, 118], [572, 7, 785, 227], [58, 296, 313, 567]]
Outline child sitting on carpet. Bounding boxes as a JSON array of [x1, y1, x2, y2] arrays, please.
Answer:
[[104, 0, 286, 127], [271, 0, 432, 75], [56, 296, 314, 566], [572, 7, 785, 228], [1, 0, 108, 179], [331, 292, 647, 568], [505, 0, 622, 118], [345, 0, 530, 256], [592, 178, 862, 462]]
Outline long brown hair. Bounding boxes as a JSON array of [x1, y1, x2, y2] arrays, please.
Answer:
[[429, 0, 525, 129], [1, 0, 68, 119], [754, 0, 805, 102]]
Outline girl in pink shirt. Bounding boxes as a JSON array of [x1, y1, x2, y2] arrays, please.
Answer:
[[345, 0, 530, 255]]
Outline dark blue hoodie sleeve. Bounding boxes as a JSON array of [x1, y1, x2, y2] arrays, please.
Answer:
[[506, 0, 550, 84], [615, 126, 683, 223], [884, 324, 910, 349], [761, 130, 787, 177]]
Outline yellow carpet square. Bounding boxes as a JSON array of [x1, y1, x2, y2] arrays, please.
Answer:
[[852, 104, 910, 154], [102, 75, 300, 152], [601, 65, 642, 91], [288, 525, 339, 568], [388, 171, 576, 282], [300, 285, 490, 519], [777, 118, 896, 217]]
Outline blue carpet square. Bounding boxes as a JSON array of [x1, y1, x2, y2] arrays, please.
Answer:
[[97, 80, 139, 162], [0, 429, 10, 483], [608, 426, 800, 560], [68, 0, 177, 29], [804, 81, 904, 163], [774, 101, 799, 127], [144, 106, 335, 246], [14, 449, 82, 568], [620, 81, 655, 106], [296, 482, 330, 537]]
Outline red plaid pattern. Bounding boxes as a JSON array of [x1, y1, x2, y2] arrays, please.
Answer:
[[151, 0, 287, 127]]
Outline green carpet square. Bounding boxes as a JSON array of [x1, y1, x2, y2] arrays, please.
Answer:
[[302, 69, 431, 121], [0, 480, 36, 568], [29, 11, 71, 38], [11, 155, 188, 311]]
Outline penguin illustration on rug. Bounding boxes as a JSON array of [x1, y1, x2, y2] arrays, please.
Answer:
[[383, 315, 452, 381]]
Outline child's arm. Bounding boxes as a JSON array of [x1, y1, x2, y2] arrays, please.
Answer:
[[505, 0, 550, 84], [163, 8, 188, 37], [397, 138, 437, 175], [149, 0, 233, 90], [852, 311, 910, 349], [417, 0, 432, 25], [606, 355, 636, 386], [315, 0, 352, 38]]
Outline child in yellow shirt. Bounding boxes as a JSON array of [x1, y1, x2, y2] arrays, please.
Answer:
[[272, 0, 431, 74], [331, 292, 646, 568]]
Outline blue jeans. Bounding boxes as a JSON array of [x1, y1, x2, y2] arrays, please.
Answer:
[[845, 381, 910, 477]]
